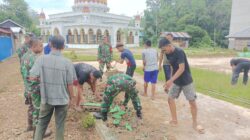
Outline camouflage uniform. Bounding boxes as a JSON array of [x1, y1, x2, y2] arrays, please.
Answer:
[[17, 43, 30, 63], [98, 44, 113, 75], [17, 43, 30, 102], [21, 51, 39, 127], [101, 74, 142, 114]]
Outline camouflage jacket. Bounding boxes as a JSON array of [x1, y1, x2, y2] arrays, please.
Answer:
[[98, 43, 113, 62], [17, 43, 30, 63], [21, 51, 40, 94], [106, 73, 136, 92]]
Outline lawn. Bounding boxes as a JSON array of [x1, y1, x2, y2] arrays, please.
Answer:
[[63, 49, 142, 62], [63, 47, 237, 62], [135, 67, 250, 108]]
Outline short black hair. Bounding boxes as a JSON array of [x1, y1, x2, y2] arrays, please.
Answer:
[[144, 40, 151, 47], [166, 33, 174, 37], [30, 37, 41, 47], [230, 58, 237, 66], [93, 70, 102, 79], [51, 35, 65, 49], [158, 38, 171, 48], [116, 42, 124, 48]]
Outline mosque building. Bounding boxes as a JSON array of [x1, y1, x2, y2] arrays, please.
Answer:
[[39, 0, 141, 48]]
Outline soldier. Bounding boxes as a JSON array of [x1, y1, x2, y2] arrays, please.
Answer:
[[17, 33, 33, 63], [94, 73, 142, 121], [21, 37, 43, 131], [98, 36, 113, 75]]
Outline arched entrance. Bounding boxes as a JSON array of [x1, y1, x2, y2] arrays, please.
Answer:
[[67, 29, 73, 44], [53, 28, 60, 36], [96, 29, 102, 44], [128, 31, 134, 44], [104, 29, 110, 42], [88, 29, 94, 44], [73, 29, 78, 44], [80, 29, 85, 44], [117, 30, 121, 43]]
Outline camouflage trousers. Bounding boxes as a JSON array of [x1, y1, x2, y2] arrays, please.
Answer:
[[101, 83, 142, 113], [31, 93, 41, 126], [99, 61, 111, 75], [26, 95, 34, 127]]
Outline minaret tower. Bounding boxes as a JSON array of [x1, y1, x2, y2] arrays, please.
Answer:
[[39, 9, 46, 25]]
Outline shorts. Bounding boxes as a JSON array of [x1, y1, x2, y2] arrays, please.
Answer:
[[168, 83, 197, 101], [144, 70, 159, 84]]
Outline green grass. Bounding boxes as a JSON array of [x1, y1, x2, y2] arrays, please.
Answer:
[[135, 67, 250, 108], [63, 47, 237, 62], [63, 50, 142, 62], [184, 47, 237, 58]]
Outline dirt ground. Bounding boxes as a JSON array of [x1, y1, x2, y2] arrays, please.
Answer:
[[0, 57, 101, 140], [85, 61, 250, 140], [0, 56, 250, 140]]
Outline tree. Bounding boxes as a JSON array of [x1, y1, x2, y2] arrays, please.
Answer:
[[143, 0, 232, 48], [0, 0, 40, 36]]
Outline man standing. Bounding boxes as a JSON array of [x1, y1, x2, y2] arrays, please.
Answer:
[[142, 40, 159, 100], [158, 38, 204, 134], [30, 36, 76, 140], [159, 33, 174, 81], [74, 63, 102, 105], [116, 43, 136, 77], [17, 34, 33, 63], [44, 36, 52, 55], [98, 36, 113, 75], [94, 73, 142, 121], [21, 37, 43, 131], [230, 58, 250, 85]]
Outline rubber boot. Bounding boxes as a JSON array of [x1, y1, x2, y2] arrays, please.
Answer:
[[136, 110, 142, 120], [94, 112, 108, 121]]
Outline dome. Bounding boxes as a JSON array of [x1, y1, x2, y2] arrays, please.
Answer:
[[39, 9, 46, 19], [73, 0, 109, 13]]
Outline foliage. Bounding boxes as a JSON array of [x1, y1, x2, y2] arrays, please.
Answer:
[[243, 47, 249, 52], [0, 0, 40, 36], [142, 0, 232, 48], [82, 113, 96, 129]]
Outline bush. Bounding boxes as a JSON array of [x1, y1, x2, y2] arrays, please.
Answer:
[[70, 51, 78, 59], [243, 47, 249, 52], [184, 25, 212, 47], [82, 113, 96, 129]]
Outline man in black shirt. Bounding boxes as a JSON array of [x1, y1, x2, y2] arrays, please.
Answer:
[[159, 38, 204, 134], [74, 63, 102, 106], [230, 58, 250, 85]]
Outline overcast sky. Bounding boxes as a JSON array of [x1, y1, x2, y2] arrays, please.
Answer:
[[0, 0, 146, 17]]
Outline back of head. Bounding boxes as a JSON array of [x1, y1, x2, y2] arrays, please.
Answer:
[[158, 38, 171, 48], [93, 70, 102, 79], [51, 36, 65, 50], [116, 42, 124, 48], [144, 40, 152, 47], [230, 58, 238, 66]]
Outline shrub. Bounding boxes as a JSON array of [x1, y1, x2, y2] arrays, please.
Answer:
[[243, 47, 249, 52], [82, 113, 96, 129], [70, 51, 78, 59]]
